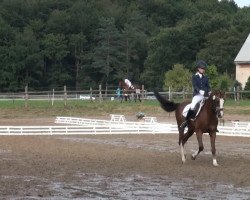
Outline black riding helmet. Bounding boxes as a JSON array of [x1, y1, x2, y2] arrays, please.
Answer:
[[196, 60, 207, 69]]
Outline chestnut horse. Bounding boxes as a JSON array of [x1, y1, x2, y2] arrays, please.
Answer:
[[154, 91, 225, 166], [118, 80, 142, 102]]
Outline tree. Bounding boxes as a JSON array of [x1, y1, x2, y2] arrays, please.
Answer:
[[142, 28, 186, 89], [206, 65, 220, 89], [206, 65, 234, 91], [10, 27, 43, 89], [0, 16, 16, 90], [42, 33, 70, 88], [243, 76, 250, 99], [68, 32, 87, 89], [197, 29, 243, 75], [164, 64, 192, 91], [92, 17, 122, 85]]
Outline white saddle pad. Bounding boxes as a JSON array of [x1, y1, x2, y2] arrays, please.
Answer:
[[182, 99, 206, 118]]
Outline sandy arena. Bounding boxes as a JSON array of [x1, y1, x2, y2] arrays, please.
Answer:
[[0, 117, 249, 199]]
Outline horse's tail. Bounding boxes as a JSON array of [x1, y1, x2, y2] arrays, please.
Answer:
[[154, 91, 179, 112]]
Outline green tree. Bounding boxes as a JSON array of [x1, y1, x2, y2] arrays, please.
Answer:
[[68, 32, 87, 90], [197, 29, 243, 75], [92, 17, 122, 85], [0, 17, 16, 90], [46, 9, 70, 34], [164, 64, 192, 91], [11, 27, 43, 89], [206, 65, 220, 89], [143, 28, 186, 89], [206, 65, 234, 91], [218, 74, 234, 91], [42, 33, 70, 88], [243, 76, 250, 99]]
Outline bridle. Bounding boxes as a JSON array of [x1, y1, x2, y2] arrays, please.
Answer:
[[211, 94, 224, 118]]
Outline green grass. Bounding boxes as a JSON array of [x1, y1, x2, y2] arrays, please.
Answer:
[[0, 99, 249, 118], [224, 99, 250, 107]]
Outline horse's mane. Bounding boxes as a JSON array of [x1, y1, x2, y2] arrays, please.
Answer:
[[154, 91, 179, 112]]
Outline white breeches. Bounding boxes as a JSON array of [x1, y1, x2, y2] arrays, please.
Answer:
[[190, 94, 204, 110]]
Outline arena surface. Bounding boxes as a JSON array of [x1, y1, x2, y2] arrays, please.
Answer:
[[0, 117, 249, 199]]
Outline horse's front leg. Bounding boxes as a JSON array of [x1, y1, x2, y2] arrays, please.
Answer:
[[178, 128, 186, 164], [192, 130, 204, 160], [180, 128, 194, 163], [210, 132, 219, 166]]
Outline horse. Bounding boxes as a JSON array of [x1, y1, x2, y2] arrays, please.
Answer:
[[154, 91, 225, 166], [118, 80, 142, 102]]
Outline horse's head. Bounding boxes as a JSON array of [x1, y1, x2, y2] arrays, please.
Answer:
[[209, 90, 225, 118]]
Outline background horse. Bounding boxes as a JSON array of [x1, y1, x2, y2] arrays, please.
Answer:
[[118, 80, 142, 102], [154, 91, 225, 166]]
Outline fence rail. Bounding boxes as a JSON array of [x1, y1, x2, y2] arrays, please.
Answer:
[[0, 116, 248, 137], [1, 85, 250, 103]]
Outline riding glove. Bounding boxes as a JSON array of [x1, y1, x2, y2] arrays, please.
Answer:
[[199, 90, 205, 96]]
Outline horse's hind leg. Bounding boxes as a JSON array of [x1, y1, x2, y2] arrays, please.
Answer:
[[210, 132, 219, 166], [138, 94, 142, 102], [191, 131, 204, 160]]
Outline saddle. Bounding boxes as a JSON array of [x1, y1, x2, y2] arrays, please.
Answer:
[[182, 98, 206, 119], [130, 85, 135, 89]]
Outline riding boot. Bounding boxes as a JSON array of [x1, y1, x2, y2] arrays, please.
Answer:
[[180, 109, 196, 129]]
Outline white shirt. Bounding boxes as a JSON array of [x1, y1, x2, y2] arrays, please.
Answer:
[[124, 79, 132, 87]]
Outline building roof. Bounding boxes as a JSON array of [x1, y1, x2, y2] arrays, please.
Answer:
[[234, 33, 250, 63]]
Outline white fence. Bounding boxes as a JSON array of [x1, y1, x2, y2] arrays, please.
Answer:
[[0, 115, 249, 137]]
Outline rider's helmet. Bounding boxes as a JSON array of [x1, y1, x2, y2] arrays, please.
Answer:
[[196, 60, 207, 69]]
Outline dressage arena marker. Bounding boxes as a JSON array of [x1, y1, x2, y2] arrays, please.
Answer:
[[0, 115, 249, 137]]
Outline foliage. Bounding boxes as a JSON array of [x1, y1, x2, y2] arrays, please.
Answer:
[[243, 76, 250, 99], [0, 0, 249, 91], [164, 64, 192, 91], [206, 65, 234, 91]]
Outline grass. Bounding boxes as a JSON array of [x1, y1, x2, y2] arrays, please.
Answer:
[[0, 99, 249, 118]]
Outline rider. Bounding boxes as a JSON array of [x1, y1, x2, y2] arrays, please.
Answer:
[[124, 78, 134, 89], [180, 60, 211, 129]]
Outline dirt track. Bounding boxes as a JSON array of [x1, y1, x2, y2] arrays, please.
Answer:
[[0, 117, 249, 199]]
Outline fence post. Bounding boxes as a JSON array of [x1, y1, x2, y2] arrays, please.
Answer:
[[142, 85, 145, 102], [64, 85, 67, 107], [25, 85, 28, 108], [99, 85, 102, 101], [169, 86, 171, 101], [105, 84, 108, 98], [12, 92, 15, 104], [52, 89, 54, 106], [236, 86, 240, 101], [90, 87, 93, 101]]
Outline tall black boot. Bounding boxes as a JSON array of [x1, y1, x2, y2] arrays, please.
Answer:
[[180, 109, 196, 129]]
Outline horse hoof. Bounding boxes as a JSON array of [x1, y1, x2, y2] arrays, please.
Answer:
[[213, 159, 219, 166], [191, 155, 196, 160]]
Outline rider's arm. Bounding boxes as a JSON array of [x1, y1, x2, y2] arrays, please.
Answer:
[[192, 75, 200, 95]]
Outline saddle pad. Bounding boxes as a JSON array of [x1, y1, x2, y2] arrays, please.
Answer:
[[182, 99, 206, 118]]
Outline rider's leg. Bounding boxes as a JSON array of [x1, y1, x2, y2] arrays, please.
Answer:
[[180, 94, 204, 129]]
